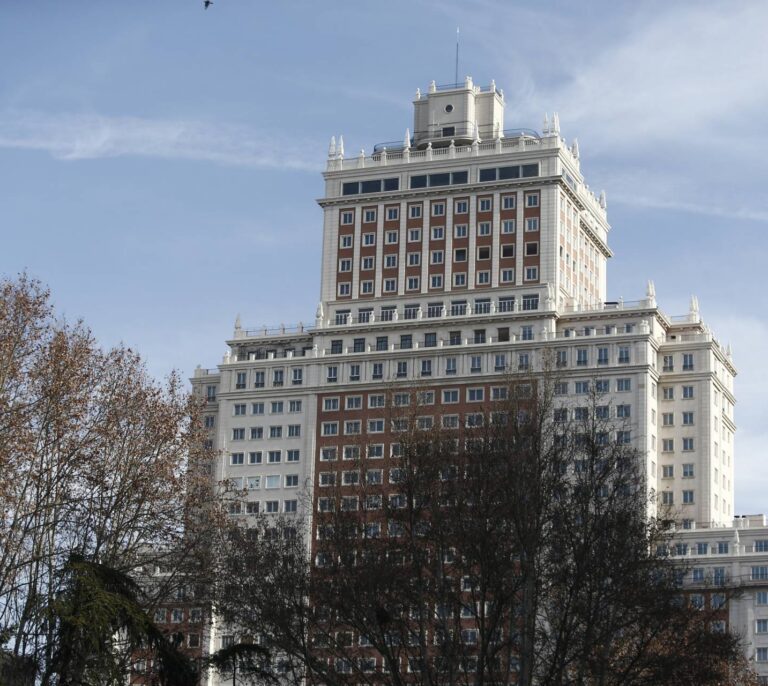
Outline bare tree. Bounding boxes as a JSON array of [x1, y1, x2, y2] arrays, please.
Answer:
[[213, 366, 753, 685], [0, 274, 220, 684]]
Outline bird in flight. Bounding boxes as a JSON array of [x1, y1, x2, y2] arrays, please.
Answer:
[[204, 0, 213, 8]]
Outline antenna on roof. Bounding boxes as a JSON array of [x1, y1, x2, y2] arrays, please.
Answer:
[[455, 27, 459, 85]]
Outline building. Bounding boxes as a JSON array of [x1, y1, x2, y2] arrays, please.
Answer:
[[673, 516, 768, 683], [191, 77, 737, 675]]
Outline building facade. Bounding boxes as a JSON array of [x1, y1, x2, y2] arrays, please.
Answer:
[[191, 77, 738, 677]]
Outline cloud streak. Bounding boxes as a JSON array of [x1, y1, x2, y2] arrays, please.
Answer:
[[0, 110, 322, 171]]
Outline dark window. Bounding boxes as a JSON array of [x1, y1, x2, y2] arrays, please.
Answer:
[[376, 336, 388, 351], [342, 182, 359, 196], [331, 340, 343, 354], [400, 335, 412, 350], [477, 247, 491, 260], [499, 165, 521, 180], [353, 338, 365, 353], [410, 175, 428, 189], [449, 331, 462, 345], [430, 173, 450, 187], [383, 177, 399, 191], [521, 164, 539, 177], [424, 333, 437, 348], [498, 327, 510, 342], [474, 330, 486, 344], [451, 170, 468, 184], [479, 168, 497, 182], [360, 179, 382, 194], [441, 126, 455, 137]]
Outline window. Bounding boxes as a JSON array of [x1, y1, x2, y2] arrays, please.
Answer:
[[269, 426, 282, 439], [525, 242, 539, 256], [683, 353, 694, 371], [662, 465, 674, 478], [662, 439, 674, 452], [754, 567, 768, 581], [663, 355, 674, 372], [232, 428, 245, 441], [432, 202, 445, 216], [248, 451, 262, 465], [617, 378, 631, 392], [479, 198, 492, 212], [502, 194, 516, 209], [525, 192, 540, 207], [616, 430, 631, 445], [477, 222, 491, 236], [441, 389, 459, 404], [455, 200, 468, 214], [522, 294, 539, 310], [326, 366, 338, 383], [407, 276, 420, 290], [575, 381, 589, 395], [471, 355, 482, 373], [467, 387, 484, 402], [363, 209, 376, 223], [234, 403, 246, 416], [616, 404, 631, 418], [235, 372, 247, 389], [368, 419, 385, 433], [322, 422, 338, 436], [386, 207, 399, 220], [338, 258, 352, 272], [683, 437, 695, 451], [337, 282, 351, 296], [291, 368, 303, 385], [596, 379, 610, 393], [682, 385, 695, 399], [431, 226, 444, 240], [683, 490, 694, 504], [230, 452, 244, 466], [682, 463, 694, 478], [286, 449, 300, 462], [525, 217, 539, 231], [339, 234, 352, 249], [285, 474, 299, 488], [662, 491, 674, 505], [446, 357, 457, 375], [718, 542, 729, 555], [265, 501, 279, 514], [454, 273, 466, 287], [288, 424, 301, 437], [345, 420, 361, 435], [268, 450, 281, 463], [454, 224, 468, 238], [618, 346, 630, 364], [409, 204, 422, 218], [758, 591, 768, 605], [250, 427, 263, 440], [682, 411, 694, 425], [663, 386, 674, 400]]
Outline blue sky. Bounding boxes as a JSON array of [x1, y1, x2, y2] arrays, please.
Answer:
[[1, 0, 766, 513]]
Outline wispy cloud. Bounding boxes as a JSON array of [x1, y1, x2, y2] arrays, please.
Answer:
[[0, 110, 322, 171]]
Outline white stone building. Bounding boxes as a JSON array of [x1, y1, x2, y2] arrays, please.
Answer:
[[191, 78, 738, 679]]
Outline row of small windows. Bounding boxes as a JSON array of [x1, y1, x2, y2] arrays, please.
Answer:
[[554, 404, 632, 421], [342, 177, 399, 196], [554, 378, 633, 394], [229, 450, 301, 464], [339, 192, 539, 224], [661, 437, 697, 452], [409, 171, 469, 188], [339, 243, 526, 272], [233, 400, 302, 416], [227, 473, 299, 489], [660, 490, 696, 505], [674, 540, 768, 556], [333, 294, 538, 325], [478, 164, 540, 183], [661, 385, 696, 400], [230, 368, 304, 391], [338, 268, 538, 295], [228, 499, 297, 515], [231, 425, 302, 440], [661, 464, 696, 479], [661, 411, 696, 426], [321, 386, 522, 412], [555, 346, 633, 367], [662, 353, 695, 372], [338, 220, 536, 248]]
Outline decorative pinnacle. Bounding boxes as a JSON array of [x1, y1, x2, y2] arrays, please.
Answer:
[[327, 136, 336, 158], [337, 135, 344, 158], [571, 138, 580, 159], [404, 128, 411, 149], [543, 113, 550, 135]]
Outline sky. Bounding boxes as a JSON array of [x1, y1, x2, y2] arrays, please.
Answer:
[[1, 0, 766, 513]]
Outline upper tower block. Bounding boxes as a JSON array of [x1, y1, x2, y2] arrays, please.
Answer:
[[412, 77, 505, 149]]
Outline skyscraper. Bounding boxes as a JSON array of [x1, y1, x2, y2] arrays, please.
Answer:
[[193, 76, 736, 541]]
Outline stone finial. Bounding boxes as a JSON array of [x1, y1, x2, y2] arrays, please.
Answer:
[[551, 112, 560, 135], [646, 280, 656, 300], [404, 128, 411, 149], [429, 80, 436, 93], [234, 313, 242, 331], [337, 135, 344, 158], [599, 190, 607, 209], [498, 88, 504, 101], [327, 136, 336, 158], [571, 138, 580, 159], [415, 87, 421, 100], [490, 79, 496, 92], [465, 75, 473, 88], [726, 343, 733, 357], [689, 295, 700, 319], [543, 113, 550, 135]]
